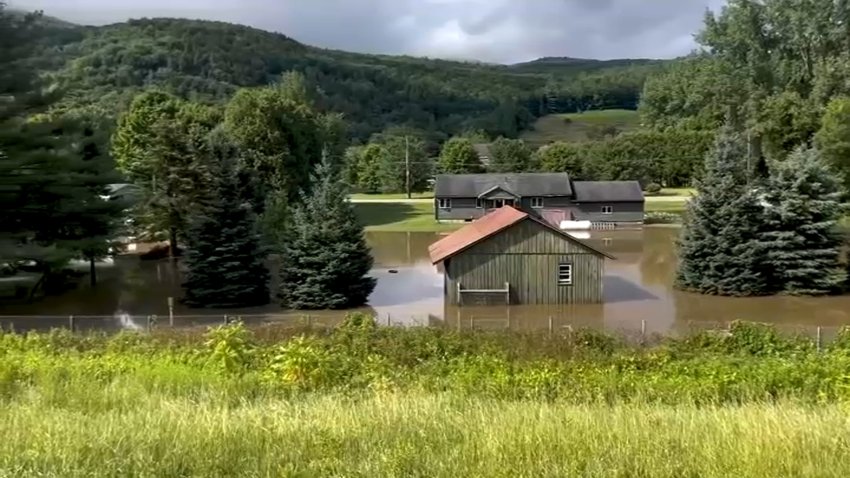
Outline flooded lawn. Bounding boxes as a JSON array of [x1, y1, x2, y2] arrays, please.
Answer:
[[3, 228, 850, 336]]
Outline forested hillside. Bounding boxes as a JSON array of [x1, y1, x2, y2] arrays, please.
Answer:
[[27, 17, 660, 141]]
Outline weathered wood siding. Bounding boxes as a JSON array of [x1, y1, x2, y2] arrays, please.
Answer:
[[444, 219, 605, 305]]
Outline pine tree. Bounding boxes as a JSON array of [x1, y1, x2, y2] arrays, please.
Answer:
[[278, 156, 376, 309], [676, 126, 772, 296], [761, 146, 847, 295], [53, 115, 127, 286], [182, 136, 269, 308]]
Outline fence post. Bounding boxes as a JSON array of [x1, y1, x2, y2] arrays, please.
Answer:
[[167, 297, 174, 327], [640, 319, 647, 344], [469, 315, 474, 331], [817, 326, 823, 353], [548, 316, 554, 336], [223, 314, 228, 325], [69, 315, 75, 333], [386, 313, 391, 327]]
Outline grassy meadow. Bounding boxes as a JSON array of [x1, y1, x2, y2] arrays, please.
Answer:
[[521, 109, 642, 147], [2, 320, 850, 476], [350, 192, 434, 200], [4, 394, 849, 477]]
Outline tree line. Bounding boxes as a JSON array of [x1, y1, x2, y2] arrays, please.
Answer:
[[112, 73, 376, 310], [342, 126, 715, 195], [24, 17, 654, 144], [1, 5, 376, 309], [667, 0, 850, 297], [640, 0, 850, 185]]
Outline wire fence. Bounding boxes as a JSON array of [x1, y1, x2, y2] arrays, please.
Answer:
[[0, 312, 845, 348]]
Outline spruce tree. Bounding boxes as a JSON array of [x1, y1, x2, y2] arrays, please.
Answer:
[[676, 126, 771, 296], [182, 135, 269, 308], [278, 155, 376, 309], [761, 146, 847, 295]]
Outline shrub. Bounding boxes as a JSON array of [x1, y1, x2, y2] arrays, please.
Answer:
[[645, 182, 662, 194], [203, 322, 255, 374], [266, 336, 346, 390], [644, 212, 681, 224]]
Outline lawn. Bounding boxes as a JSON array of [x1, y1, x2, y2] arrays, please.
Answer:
[[645, 199, 688, 214], [657, 187, 697, 197], [350, 192, 434, 200], [354, 201, 460, 232], [521, 109, 642, 147]]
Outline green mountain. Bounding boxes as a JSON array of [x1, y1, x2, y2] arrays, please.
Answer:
[[28, 16, 664, 141], [508, 56, 662, 74]]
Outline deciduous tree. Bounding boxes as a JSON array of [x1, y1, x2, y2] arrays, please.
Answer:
[[438, 137, 483, 174], [488, 137, 535, 173], [112, 92, 220, 253], [224, 75, 323, 201], [815, 96, 850, 189]]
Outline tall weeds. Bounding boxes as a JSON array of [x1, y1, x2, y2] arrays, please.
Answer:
[[3, 318, 850, 476]]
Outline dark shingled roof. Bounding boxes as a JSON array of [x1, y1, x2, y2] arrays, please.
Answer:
[[435, 173, 572, 198], [572, 181, 644, 202]]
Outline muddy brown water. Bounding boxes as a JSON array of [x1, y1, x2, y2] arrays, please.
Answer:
[[3, 228, 850, 336]]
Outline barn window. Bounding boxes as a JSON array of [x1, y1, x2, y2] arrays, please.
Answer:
[[601, 205, 613, 215], [558, 262, 573, 285], [531, 197, 544, 209], [438, 198, 452, 209], [475, 198, 483, 208]]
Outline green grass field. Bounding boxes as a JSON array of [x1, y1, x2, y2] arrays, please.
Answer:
[[350, 192, 434, 200], [4, 322, 850, 477], [522, 109, 642, 147], [3, 394, 847, 477], [354, 202, 460, 232]]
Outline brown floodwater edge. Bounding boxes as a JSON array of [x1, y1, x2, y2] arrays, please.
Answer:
[[2, 228, 850, 336]]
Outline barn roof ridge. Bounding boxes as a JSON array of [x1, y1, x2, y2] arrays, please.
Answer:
[[428, 206, 615, 265]]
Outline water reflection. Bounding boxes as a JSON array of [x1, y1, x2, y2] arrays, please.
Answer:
[[3, 228, 850, 336]]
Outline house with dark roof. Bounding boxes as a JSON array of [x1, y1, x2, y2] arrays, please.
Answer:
[[434, 173, 645, 226], [429, 206, 614, 305]]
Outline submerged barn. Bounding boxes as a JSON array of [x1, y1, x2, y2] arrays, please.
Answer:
[[429, 207, 614, 305]]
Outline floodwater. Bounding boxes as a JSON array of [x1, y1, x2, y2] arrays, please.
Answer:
[[3, 228, 850, 336]]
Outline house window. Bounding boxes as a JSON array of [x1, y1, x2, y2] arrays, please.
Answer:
[[438, 198, 451, 209], [558, 262, 573, 286], [531, 197, 544, 209], [601, 206, 613, 215], [476, 198, 483, 209]]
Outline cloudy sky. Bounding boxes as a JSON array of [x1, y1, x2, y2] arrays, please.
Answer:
[[11, 0, 725, 63]]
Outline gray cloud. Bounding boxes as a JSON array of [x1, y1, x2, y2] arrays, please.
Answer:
[[11, 0, 725, 63]]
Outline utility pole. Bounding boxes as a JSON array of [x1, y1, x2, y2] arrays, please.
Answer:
[[746, 129, 751, 180], [405, 135, 411, 199]]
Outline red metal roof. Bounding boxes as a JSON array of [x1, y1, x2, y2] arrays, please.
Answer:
[[429, 207, 528, 265], [428, 206, 615, 264]]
